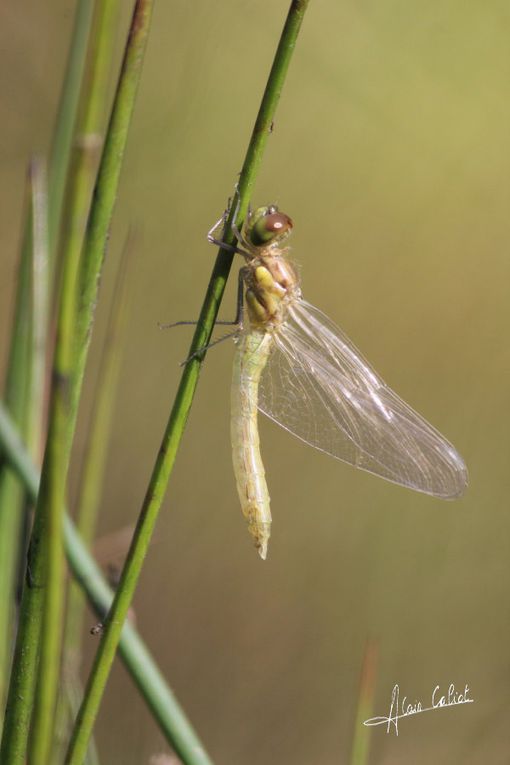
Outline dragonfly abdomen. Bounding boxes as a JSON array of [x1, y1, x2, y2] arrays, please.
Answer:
[[231, 331, 273, 559]]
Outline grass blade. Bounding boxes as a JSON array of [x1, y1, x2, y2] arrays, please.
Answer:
[[0, 3, 96, 758], [349, 639, 378, 765], [28, 156, 50, 464], [1, 0, 141, 760], [57, 235, 133, 764], [30, 0, 150, 760], [0, 167, 33, 726], [47, 0, 95, 259]]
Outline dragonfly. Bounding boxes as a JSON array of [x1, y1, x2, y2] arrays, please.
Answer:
[[198, 205, 467, 559]]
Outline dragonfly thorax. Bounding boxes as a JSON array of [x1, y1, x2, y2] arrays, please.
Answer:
[[243, 253, 300, 330]]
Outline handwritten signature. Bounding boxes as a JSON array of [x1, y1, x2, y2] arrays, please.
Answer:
[[364, 683, 474, 735]]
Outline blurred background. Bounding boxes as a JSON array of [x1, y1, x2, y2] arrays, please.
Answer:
[[1, 1, 509, 763]]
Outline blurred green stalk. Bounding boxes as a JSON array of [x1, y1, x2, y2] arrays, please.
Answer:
[[28, 86, 94, 765], [30, 0, 150, 760], [27, 158, 50, 466], [0, 172, 32, 724], [75, 235, 132, 548], [0, 2, 96, 760], [25, 157, 54, 760], [349, 639, 378, 765], [53, 0, 119, 756], [65, 1, 311, 762], [48, 0, 96, 259], [58, 235, 132, 764], [0, 157, 50, 739], [0, 0, 144, 761], [0, 402, 214, 765]]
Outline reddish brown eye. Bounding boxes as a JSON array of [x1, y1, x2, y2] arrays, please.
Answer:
[[249, 206, 294, 245], [264, 212, 293, 235]]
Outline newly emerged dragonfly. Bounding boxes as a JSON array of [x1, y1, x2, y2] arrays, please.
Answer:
[[217, 205, 468, 560]]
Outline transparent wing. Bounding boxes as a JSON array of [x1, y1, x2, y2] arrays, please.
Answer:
[[258, 299, 468, 498]]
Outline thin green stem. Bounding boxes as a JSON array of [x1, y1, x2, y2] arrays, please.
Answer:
[[75, 0, 153, 380], [0, 0, 133, 756], [29, 88, 89, 765], [29, 0, 150, 760], [63, 0, 122, 374], [0, 401, 214, 765], [51, 1, 122, 749], [349, 639, 378, 765], [59, 235, 132, 762], [48, 0, 95, 259], [76, 235, 133, 547], [65, 1, 310, 762], [0, 4, 96, 760], [28, 156, 50, 465], [0, 170, 32, 724]]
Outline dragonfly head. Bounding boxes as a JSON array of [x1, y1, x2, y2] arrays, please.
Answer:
[[247, 205, 293, 248]]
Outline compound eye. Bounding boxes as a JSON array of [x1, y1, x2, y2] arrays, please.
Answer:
[[248, 206, 294, 246], [264, 212, 293, 238]]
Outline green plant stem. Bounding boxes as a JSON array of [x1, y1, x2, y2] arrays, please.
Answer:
[[60, 235, 132, 763], [0, 0, 95, 712], [28, 156, 50, 465], [30, 0, 151, 761], [63, 0, 122, 371], [0, 402, 214, 765], [75, 0, 152, 383], [77, 236, 133, 548], [1, 0, 146, 761], [0, 4, 95, 759], [29, 101, 90, 765], [350, 639, 378, 765], [65, 1, 310, 762], [0, 177, 32, 724], [64, 234, 132, 656], [48, 0, 95, 259], [53, 1, 122, 752]]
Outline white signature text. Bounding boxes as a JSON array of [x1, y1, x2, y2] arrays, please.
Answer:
[[364, 683, 473, 735]]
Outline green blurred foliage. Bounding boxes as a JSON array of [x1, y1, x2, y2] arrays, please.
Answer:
[[1, 1, 509, 763]]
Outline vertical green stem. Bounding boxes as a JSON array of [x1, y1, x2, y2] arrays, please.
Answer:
[[77, 238, 133, 548], [48, 0, 95, 259], [350, 640, 378, 765], [65, 2, 310, 762], [0, 1, 95, 720], [28, 157, 50, 464], [0, 176, 32, 725], [0, 4, 96, 756], [60, 237, 132, 762], [0, 0, 132, 761], [30, 0, 151, 761], [29, 87, 90, 765], [62, 0, 122, 367], [75, 0, 153, 381], [53, 6, 122, 755]]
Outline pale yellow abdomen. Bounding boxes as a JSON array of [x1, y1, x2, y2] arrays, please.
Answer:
[[230, 331, 273, 559]]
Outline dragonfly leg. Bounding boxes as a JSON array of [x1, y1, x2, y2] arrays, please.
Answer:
[[207, 199, 253, 258], [207, 209, 240, 250], [233, 268, 245, 325], [158, 320, 199, 330], [206, 212, 228, 244], [164, 270, 245, 366], [159, 270, 245, 331], [207, 235, 248, 258], [180, 330, 240, 366]]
